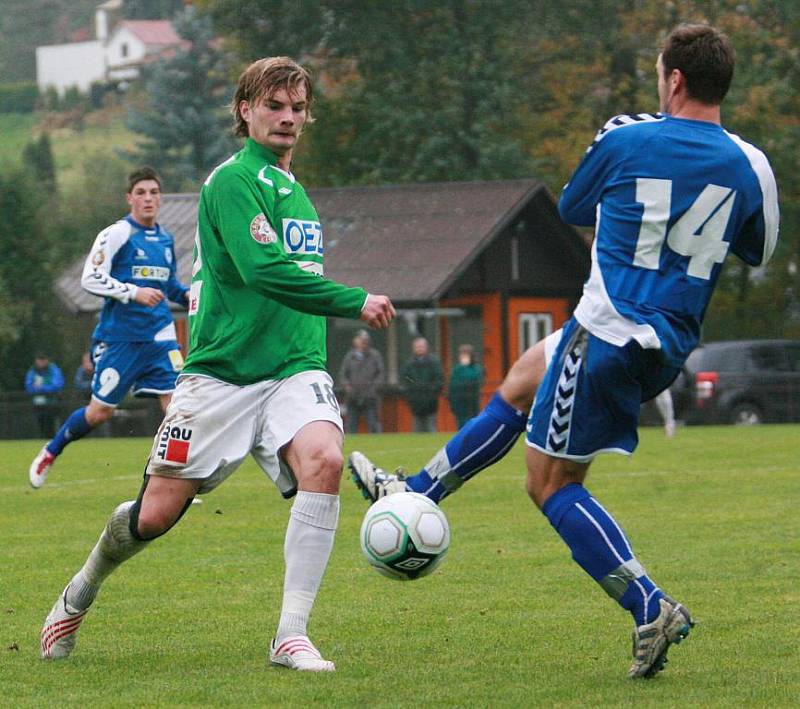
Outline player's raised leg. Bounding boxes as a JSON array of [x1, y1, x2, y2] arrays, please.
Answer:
[[269, 420, 341, 672], [350, 334, 553, 503], [41, 475, 199, 659]]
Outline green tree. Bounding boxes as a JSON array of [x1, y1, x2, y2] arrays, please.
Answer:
[[0, 150, 126, 391], [22, 133, 57, 194], [124, 7, 238, 189], [0, 168, 62, 390], [0, 274, 32, 384], [57, 151, 129, 264], [322, 1, 541, 184], [198, 0, 326, 62], [124, 0, 184, 19], [202, 0, 542, 185], [0, 0, 100, 82], [199, 0, 798, 339]]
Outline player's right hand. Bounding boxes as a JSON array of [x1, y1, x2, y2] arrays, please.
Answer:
[[360, 294, 395, 329], [133, 287, 165, 307]]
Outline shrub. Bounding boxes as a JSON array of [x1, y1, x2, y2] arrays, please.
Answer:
[[0, 82, 39, 114]]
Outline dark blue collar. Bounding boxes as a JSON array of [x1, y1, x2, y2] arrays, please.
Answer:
[[125, 214, 161, 233]]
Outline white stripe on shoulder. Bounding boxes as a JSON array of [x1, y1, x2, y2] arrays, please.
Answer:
[[588, 112, 664, 151], [96, 219, 133, 257], [81, 219, 136, 303], [724, 130, 780, 265], [203, 154, 237, 186]]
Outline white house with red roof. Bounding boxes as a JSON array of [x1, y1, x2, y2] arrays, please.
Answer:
[[36, 0, 185, 95]]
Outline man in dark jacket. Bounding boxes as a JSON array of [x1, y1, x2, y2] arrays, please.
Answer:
[[402, 337, 444, 432], [338, 330, 384, 433]]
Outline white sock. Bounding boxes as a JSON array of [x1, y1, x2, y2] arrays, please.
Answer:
[[276, 491, 340, 641], [654, 390, 675, 429], [66, 501, 149, 611]]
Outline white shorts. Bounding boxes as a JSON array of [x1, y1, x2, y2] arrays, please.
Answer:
[[145, 371, 343, 496]]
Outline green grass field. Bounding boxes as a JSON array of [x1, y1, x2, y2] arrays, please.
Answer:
[[2, 426, 798, 707]]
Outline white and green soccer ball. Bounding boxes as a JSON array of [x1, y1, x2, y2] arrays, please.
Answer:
[[360, 492, 450, 581]]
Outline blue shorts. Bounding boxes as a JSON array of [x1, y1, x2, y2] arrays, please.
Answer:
[[526, 318, 679, 462], [91, 340, 184, 407]]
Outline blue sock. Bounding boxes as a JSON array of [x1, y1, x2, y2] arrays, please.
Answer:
[[47, 407, 93, 456], [542, 483, 663, 626], [406, 392, 527, 502]]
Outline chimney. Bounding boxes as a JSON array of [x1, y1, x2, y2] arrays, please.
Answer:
[[95, 6, 108, 42]]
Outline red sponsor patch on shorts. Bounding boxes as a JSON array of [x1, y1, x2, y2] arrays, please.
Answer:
[[165, 438, 190, 464]]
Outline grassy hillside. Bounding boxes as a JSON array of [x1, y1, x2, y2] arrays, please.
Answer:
[[0, 114, 39, 167], [49, 108, 138, 189], [0, 106, 137, 191]]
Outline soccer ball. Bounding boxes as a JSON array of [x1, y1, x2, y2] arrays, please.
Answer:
[[360, 492, 450, 581]]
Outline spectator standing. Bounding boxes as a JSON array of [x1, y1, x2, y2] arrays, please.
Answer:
[[448, 344, 484, 429], [73, 352, 95, 397], [402, 337, 444, 433], [25, 352, 64, 438], [338, 330, 384, 433]]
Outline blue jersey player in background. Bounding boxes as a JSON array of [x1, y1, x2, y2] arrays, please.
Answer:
[[350, 24, 779, 678], [29, 167, 189, 489]]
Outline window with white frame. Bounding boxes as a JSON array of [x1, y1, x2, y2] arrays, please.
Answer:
[[518, 313, 552, 355]]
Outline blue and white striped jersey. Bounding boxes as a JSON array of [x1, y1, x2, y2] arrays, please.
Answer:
[[81, 215, 188, 342], [559, 113, 779, 366]]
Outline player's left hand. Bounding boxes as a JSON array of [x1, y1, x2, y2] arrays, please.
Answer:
[[360, 294, 395, 329], [134, 287, 165, 307]]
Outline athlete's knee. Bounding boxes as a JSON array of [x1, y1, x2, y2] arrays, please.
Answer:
[[497, 382, 534, 413], [85, 401, 115, 425], [500, 341, 547, 411], [525, 468, 546, 509], [98, 501, 149, 561], [295, 443, 344, 493], [499, 367, 535, 411], [132, 503, 173, 540], [158, 393, 172, 413], [310, 444, 344, 481], [525, 449, 588, 510], [525, 471, 564, 509], [130, 487, 194, 540]]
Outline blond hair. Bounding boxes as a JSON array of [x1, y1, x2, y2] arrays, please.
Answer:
[[231, 56, 314, 138]]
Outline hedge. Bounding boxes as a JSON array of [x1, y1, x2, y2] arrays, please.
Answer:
[[0, 82, 39, 113]]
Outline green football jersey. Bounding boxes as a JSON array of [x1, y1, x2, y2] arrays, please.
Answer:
[[183, 138, 368, 385]]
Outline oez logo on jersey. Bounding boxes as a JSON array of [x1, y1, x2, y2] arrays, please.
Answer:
[[282, 219, 323, 256]]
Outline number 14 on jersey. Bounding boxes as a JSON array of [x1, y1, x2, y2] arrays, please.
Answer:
[[634, 178, 736, 280]]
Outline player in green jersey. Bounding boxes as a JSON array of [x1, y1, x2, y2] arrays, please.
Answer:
[[40, 56, 395, 672]]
